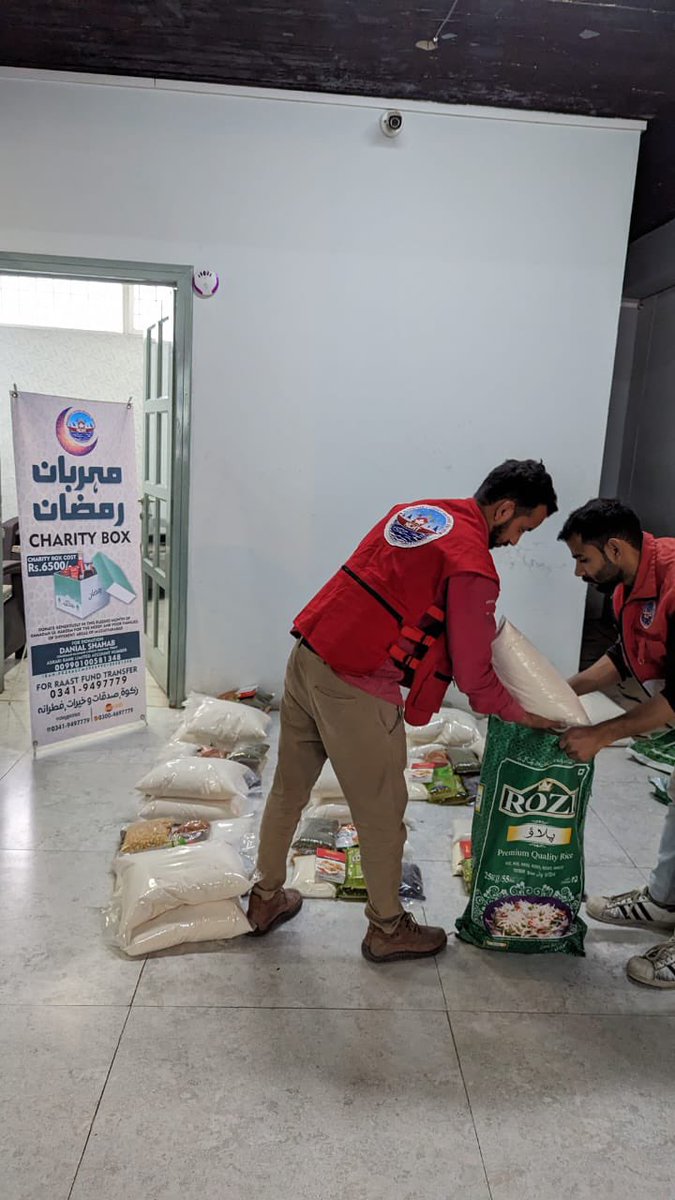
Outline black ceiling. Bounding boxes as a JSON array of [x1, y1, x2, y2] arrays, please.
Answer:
[[2, 1, 675, 236]]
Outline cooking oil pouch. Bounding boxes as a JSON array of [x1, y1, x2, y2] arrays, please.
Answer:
[[456, 717, 594, 956]]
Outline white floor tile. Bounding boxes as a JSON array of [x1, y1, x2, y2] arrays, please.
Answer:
[[0, 1004, 126, 1200], [0, 850, 142, 1005], [70, 1007, 491, 1200], [452, 1011, 675, 1200]]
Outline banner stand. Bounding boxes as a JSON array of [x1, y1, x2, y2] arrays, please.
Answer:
[[12, 390, 147, 750]]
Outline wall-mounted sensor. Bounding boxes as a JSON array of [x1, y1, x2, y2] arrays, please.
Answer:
[[380, 111, 404, 138], [192, 268, 220, 298]]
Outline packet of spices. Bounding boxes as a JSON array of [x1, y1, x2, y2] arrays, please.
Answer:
[[316, 848, 347, 884], [292, 818, 339, 855], [338, 847, 369, 901], [425, 765, 468, 805], [335, 822, 359, 849]]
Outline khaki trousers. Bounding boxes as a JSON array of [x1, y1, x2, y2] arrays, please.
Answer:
[[255, 641, 408, 928]]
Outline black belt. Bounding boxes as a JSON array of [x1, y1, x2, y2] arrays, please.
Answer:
[[296, 635, 318, 657]]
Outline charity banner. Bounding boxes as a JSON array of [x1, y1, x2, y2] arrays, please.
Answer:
[[11, 392, 147, 747]]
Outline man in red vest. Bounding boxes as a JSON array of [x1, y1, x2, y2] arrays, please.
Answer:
[[248, 460, 558, 962], [559, 499, 675, 988]]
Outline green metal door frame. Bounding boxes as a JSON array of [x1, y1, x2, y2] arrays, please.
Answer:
[[0, 251, 193, 707]]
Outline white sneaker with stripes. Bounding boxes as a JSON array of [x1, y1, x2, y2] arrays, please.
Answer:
[[627, 938, 675, 988], [586, 886, 675, 930]]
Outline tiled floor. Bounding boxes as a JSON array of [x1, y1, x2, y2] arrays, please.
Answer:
[[0, 673, 673, 1200]]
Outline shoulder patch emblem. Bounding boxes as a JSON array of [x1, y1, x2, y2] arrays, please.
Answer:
[[384, 505, 454, 549]]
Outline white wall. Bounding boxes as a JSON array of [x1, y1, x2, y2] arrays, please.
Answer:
[[0, 325, 145, 521], [0, 71, 641, 692]]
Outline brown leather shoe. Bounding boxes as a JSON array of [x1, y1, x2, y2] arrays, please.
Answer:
[[248, 888, 303, 937], [361, 912, 447, 963]]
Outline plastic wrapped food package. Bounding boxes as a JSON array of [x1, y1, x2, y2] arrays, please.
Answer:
[[404, 768, 432, 801], [316, 848, 347, 883], [335, 824, 358, 850], [408, 760, 468, 805], [446, 746, 481, 775], [410, 742, 448, 762], [137, 796, 249, 822], [110, 840, 251, 946], [209, 816, 259, 874], [121, 899, 251, 956], [439, 709, 483, 747], [218, 685, 274, 712], [135, 756, 251, 801], [407, 713, 486, 760], [400, 862, 425, 902], [227, 744, 269, 780], [120, 819, 209, 854], [405, 718, 448, 745], [292, 817, 339, 854], [456, 717, 594, 955], [287, 854, 337, 899], [159, 737, 200, 760], [492, 619, 589, 727], [181, 696, 271, 750], [338, 847, 368, 901]]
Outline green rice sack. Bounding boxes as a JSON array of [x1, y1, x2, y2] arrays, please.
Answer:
[[456, 717, 594, 956]]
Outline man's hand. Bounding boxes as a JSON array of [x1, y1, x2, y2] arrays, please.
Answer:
[[559, 725, 609, 762]]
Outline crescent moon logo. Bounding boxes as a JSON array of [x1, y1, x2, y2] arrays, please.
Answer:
[[55, 408, 98, 456]]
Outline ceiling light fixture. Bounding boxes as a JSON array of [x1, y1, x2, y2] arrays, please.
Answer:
[[415, 0, 460, 52]]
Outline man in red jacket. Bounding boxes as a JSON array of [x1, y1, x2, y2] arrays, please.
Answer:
[[559, 499, 675, 988], [248, 459, 558, 962]]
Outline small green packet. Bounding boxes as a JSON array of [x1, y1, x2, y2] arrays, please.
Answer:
[[338, 847, 369, 901], [425, 765, 468, 805]]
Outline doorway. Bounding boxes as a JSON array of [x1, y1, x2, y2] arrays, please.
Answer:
[[0, 254, 193, 707]]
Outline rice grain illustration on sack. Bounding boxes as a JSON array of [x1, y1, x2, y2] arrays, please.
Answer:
[[53, 551, 136, 620]]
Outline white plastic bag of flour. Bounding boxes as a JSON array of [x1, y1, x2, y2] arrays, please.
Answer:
[[181, 696, 271, 749], [122, 899, 251, 956], [136, 756, 251, 800], [492, 619, 589, 727]]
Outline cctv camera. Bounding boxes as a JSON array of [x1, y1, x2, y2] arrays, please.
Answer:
[[380, 110, 403, 138]]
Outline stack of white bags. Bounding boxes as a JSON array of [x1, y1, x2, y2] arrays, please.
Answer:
[[109, 825, 254, 955], [106, 695, 271, 956]]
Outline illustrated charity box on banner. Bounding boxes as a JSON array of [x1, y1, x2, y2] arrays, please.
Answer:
[[11, 393, 147, 747]]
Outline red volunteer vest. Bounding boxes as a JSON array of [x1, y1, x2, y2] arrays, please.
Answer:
[[612, 532, 675, 683], [293, 497, 499, 724]]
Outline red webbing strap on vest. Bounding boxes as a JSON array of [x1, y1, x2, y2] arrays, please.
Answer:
[[389, 604, 446, 688]]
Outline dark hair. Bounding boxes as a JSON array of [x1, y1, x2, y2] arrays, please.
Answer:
[[558, 498, 643, 550], [474, 459, 558, 515]]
